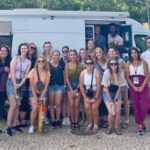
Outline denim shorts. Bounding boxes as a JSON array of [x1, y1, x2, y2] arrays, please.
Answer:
[[102, 90, 122, 102], [6, 79, 14, 96], [66, 81, 79, 92], [48, 84, 64, 93]]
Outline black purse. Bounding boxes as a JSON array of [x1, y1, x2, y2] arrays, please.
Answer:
[[86, 69, 94, 98], [36, 69, 44, 92]]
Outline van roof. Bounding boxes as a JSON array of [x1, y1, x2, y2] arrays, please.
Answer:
[[0, 8, 129, 19]]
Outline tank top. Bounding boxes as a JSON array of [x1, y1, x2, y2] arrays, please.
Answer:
[[68, 64, 79, 82], [9, 56, 30, 79], [84, 69, 97, 91], [129, 63, 145, 76]]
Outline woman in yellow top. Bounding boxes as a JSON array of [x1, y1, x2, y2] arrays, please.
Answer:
[[28, 56, 50, 133], [65, 50, 83, 129]]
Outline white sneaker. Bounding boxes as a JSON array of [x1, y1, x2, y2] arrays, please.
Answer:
[[62, 118, 67, 126], [66, 117, 71, 126], [29, 126, 34, 134]]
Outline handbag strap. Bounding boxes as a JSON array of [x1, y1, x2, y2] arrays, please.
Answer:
[[90, 69, 94, 89], [37, 69, 41, 82]]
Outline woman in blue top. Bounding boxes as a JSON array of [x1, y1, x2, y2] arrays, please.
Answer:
[[48, 50, 65, 128]]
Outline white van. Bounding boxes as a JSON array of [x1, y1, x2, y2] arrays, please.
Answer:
[[0, 9, 150, 57]]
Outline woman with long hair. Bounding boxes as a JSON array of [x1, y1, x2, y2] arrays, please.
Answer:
[[107, 47, 130, 128], [93, 47, 108, 128], [126, 47, 149, 135], [102, 56, 125, 135], [80, 58, 101, 132], [65, 50, 83, 129], [6, 43, 31, 136], [0, 46, 11, 120], [28, 56, 50, 133], [48, 50, 65, 128], [43, 41, 52, 62]]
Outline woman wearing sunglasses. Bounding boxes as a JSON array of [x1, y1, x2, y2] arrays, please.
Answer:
[[80, 58, 101, 132], [108, 47, 130, 128], [126, 47, 149, 135], [102, 56, 125, 135], [28, 56, 50, 133]]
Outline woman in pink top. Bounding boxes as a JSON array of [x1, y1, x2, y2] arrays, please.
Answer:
[[6, 43, 31, 136]]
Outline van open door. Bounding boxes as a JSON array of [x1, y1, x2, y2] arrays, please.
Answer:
[[119, 24, 132, 61], [0, 21, 12, 51]]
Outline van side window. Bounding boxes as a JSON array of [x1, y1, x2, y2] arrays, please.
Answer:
[[134, 35, 147, 53]]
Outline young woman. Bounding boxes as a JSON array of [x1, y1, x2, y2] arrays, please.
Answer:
[[102, 56, 125, 135], [60, 46, 71, 126], [108, 47, 130, 128], [80, 58, 101, 132], [93, 47, 108, 128], [19, 43, 38, 127], [48, 50, 65, 128], [126, 47, 149, 135], [65, 50, 83, 129], [28, 56, 50, 133], [43, 41, 52, 62], [6, 43, 31, 136], [0, 46, 11, 120], [79, 48, 88, 67]]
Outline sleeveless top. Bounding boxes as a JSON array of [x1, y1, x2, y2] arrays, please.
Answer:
[[9, 56, 30, 79], [129, 63, 145, 76], [68, 64, 79, 82], [84, 69, 97, 91]]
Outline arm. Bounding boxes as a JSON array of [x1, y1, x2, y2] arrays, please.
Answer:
[[65, 63, 73, 91], [94, 70, 101, 99], [40, 71, 50, 99], [138, 61, 149, 92], [29, 69, 38, 100]]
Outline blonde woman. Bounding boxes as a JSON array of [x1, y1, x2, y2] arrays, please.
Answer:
[[28, 56, 50, 133]]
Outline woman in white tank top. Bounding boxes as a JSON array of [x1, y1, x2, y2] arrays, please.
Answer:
[[80, 58, 101, 132]]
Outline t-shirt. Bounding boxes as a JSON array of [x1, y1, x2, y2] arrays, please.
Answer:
[[95, 35, 106, 50], [141, 50, 150, 86], [108, 34, 124, 48], [101, 69, 125, 88]]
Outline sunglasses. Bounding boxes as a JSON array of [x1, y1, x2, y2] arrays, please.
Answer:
[[38, 60, 44, 63], [62, 50, 69, 53], [30, 46, 36, 50], [110, 63, 117, 66], [86, 62, 93, 65]]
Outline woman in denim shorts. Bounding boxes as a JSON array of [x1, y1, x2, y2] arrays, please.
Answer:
[[6, 43, 31, 136], [28, 56, 50, 133], [65, 50, 83, 129], [48, 50, 65, 128], [101, 57, 125, 135]]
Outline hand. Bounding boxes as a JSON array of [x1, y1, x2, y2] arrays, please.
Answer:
[[138, 86, 144, 93], [90, 98, 97, 103], [133, 86, 138, 92], [4, 67, 10, 73], [85, 97, 91, 103], [70, 90, 76, 98]]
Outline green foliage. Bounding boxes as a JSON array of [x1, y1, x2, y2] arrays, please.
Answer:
[[0, 0, 149, 23]]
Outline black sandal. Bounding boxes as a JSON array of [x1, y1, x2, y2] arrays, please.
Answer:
[[74, 123, 80, 129]]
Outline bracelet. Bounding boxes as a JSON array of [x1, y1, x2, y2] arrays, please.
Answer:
[[94, 97, 97, 100]]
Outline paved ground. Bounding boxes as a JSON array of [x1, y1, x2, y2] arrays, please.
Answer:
[[0, 116, 150, 150]]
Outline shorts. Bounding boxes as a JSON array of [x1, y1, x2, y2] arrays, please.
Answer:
[[48, 84, 64, 93], [6, 79, 14, 97], [102, 90, 122, 102], [66, 81, 79, 92], [28, 91, 47, 99]]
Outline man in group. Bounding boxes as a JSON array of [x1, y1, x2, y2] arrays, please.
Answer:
[[108, 23, 124, 56], [141, 36, 150, 104]]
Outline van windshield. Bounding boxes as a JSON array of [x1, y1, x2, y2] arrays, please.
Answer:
[[134, 34, 148, 53]]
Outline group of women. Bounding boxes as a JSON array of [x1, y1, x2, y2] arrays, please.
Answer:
[[0, 41, 149, 137]]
